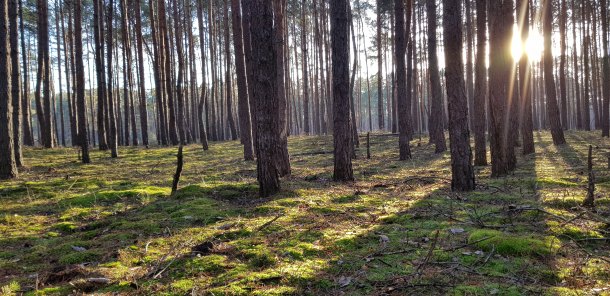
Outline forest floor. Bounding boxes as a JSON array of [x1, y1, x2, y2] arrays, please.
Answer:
[[0, 131, 609, 296]]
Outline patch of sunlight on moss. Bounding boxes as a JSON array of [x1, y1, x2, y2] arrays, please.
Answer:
[[582, 259, 610, 280], [171, 279, 194, 294], [61, 187, 168, 207], [537, 177, 580, 187], [1, 281, 20, 296], [251, 286, 297, 296], [23, 286, 72, 296], [52, 221, 78, 233], [469, 229, 560, 256], [185, 255, 229, 275], [59, 207, 94, 221], [547, 221, 603, 240]]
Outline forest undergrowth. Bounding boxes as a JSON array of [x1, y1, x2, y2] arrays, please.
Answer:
[[0, 131, 609, 295]]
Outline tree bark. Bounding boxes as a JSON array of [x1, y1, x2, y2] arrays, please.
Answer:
[[274, 0, 291, 176], [249, 0, 281, 197], [517, 0, 535, 155], [231, 0, 254, 160], [443, 0, 475, 191], [74, 0, 90, 163], [473, 0, 487, 164], [37, 0, 53, 148], [0, 0, 17, 179], [133, 0, 148, 146], [602, 0, 610, 137], [395, 0, 412, 160], [18, 0, 32, 146], [376, 0, 384, 131], [9, 0, 21, 166], [427, 0, 447, 153], [542, 0, 566, 145], [488, 0, 513, 176], [331, 0, 354, 181]]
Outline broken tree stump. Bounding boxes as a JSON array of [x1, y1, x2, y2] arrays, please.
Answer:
[[583, 145, 595, 208], [171, 145, 184, 196]]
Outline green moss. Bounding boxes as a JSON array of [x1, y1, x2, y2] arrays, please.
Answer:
[[59, 250, 100, 264], [52, 222, 78, 233], [243, 248, 277, 269], [468, 229, 560, 256], [185, 255, 229, 275], [331, 194, 360, 204]]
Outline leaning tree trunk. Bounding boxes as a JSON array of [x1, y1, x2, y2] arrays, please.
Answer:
[[331, 0, 354, 181], [542, 0, 566, 145], [249, 0, 281, 197], [427, 0, 447, 153], [443, 0, 475, 191], [0, 0, 17, 179]]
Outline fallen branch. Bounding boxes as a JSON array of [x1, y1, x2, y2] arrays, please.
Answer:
[[257, 214, 284, 231]]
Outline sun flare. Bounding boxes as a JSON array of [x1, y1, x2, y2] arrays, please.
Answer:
[[511, 24, 544, 62]]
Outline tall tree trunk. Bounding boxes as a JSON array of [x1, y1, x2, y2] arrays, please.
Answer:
[[559, 0, 568, 129], [274, 0, 291, 176], [18, 0, 32, 146], [196, 0, 209, 150], [443, 0, 475, 191], [106, 0, 118, 157], [376, 0, 384, 130], [473, 0, 487, 164], [159, 0, 179, 145], [93, 0, 108, 150], [395, 0, 413, 160], [331, 0, 354, 181], [517, 0, 535, 155], [9, 0, 21, 166], [231, 0, 254, 160], [37, 0, 53, 148], [223, 0, 237, 141], [465, 0, 475, 130], [133, 0, 148, 146], [74, 0, 89, 163], [601, 0, 610, 137], [542, 0, 566, 145], [173, 0, 187, 144], [583, 35, 592, 131], [488, 0, 513, 176], [301, 2, 311, 134], [0, 0, 17, 179], [249, 0, 281, 197], [427, 0, 447, 153]]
